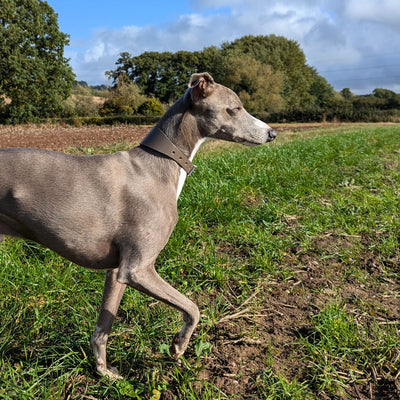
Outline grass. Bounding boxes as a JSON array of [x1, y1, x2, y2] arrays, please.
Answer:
[[0, 124, 399, 399]]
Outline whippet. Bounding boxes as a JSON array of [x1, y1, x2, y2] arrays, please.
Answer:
[[0, 73, 276, 379]]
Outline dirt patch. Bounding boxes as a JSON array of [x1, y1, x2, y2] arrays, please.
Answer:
[[0, 124, 150, 151]]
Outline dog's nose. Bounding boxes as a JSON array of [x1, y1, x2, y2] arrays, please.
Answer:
[[268, 129, 277, 140]]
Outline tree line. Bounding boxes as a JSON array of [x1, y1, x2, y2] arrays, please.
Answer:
[[107, 35, 326, 113], [1, 0, 399, 124], [106, 35, 400, 123]]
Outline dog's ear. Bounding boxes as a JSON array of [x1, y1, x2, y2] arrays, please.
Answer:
[[189, 73, 215, 102]]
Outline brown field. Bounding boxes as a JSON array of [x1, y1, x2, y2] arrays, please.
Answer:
[[0, 123, 149, 151]]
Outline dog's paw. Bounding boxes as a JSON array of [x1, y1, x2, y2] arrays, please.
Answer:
[[97, 365, 124, 380], [170, 333, 186, 359]]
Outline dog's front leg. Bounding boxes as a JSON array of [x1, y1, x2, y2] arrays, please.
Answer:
[[117, 261, 200, 359], [91, 269, 126, 380]]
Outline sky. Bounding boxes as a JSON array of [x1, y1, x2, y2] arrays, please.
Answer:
[[48, 0, 400, 94]]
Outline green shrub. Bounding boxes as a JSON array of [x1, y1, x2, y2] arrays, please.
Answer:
[[56, 115, 161, 126], [138, 98, 165, 116], [100, 74, 146, 116]]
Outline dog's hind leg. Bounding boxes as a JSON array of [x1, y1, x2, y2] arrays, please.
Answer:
[[91, 268, 126, 380], [118, 261, 200, 359]]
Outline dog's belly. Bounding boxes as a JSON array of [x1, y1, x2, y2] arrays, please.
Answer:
[[51, 238, 120, 269], [0, 219, 120, 270]]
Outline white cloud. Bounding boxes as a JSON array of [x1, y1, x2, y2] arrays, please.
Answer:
[[84, 42, 105, 63], [345, 0, 400, 30], [69, 0, 400, 94]]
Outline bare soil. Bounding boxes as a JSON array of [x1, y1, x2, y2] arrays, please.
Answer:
[[0, 124, 150, 151], [1, 123, 399, 399]]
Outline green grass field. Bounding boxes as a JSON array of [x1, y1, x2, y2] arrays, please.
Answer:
[[0, 124, 399, 399]]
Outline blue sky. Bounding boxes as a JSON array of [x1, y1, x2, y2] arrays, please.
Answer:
[[48, 0, 400, 94], [51, 0, 194, 38]]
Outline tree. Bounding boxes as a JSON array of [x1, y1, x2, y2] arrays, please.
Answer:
[[107, 51, 165, 98], [372, 88, 400, 109], [308, 71, 334, 107], [107, 50, 200, 103], [221, 55, 284, 113], [195, 45, 227, 84], [157, 51, 199, 102], [340, 88, 354, 100], [0, 0, 75, 123], [101, 73, 146, 115], [221, 35, 315, 109]]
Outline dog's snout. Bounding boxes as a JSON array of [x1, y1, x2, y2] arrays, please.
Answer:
[[268, 129, 277, 140]]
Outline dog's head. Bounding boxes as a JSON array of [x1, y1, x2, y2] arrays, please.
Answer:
[[188, 73, 276, 145]]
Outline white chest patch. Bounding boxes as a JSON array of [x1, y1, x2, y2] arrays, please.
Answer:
[[176, 169, 187, 200], [176, 138, 208, 200]]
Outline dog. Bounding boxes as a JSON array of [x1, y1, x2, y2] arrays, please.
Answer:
[[0, 73, 276, 379]]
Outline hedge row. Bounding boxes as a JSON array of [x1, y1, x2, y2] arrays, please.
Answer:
[[261, 108, 400, 124], [54, 114, 161, 126]]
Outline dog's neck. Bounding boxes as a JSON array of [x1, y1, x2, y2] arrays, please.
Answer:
[[144, 90, 207, 199], [157, 90, 204, 156]]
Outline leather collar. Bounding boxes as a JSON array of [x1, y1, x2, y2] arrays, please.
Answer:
[[140, 127, 197, 176]]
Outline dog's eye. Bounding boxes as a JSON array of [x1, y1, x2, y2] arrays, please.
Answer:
[[227, 107, 241, 116]]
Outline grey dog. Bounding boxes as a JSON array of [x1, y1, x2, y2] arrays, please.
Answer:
[[0, 73, 276, 379]]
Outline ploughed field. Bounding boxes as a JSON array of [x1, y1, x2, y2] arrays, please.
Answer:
[[0, 122, 335, 151]]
